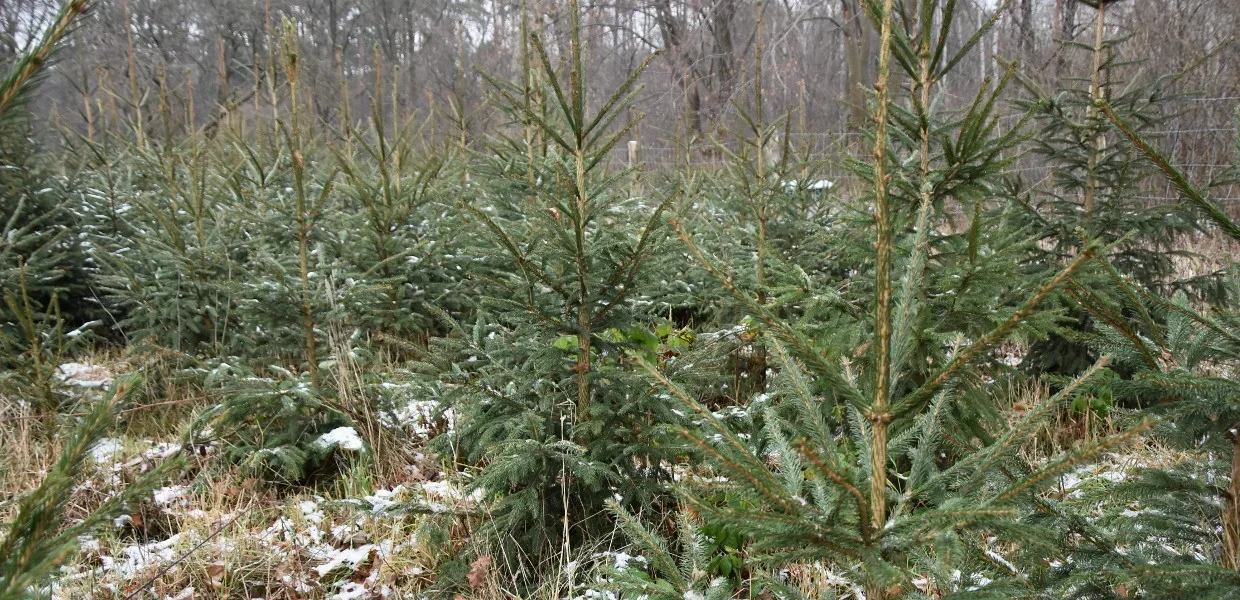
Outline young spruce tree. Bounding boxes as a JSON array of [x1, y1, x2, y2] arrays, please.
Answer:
[[422, 0, 678, 587], [0, 0, 98, 409], [623, 1, 1147, 598], [1012, 0, 1208, 376], [1031, 106, 1240, 597]]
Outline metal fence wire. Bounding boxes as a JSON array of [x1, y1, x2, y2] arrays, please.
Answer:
[[605, 98, 1240, 206]]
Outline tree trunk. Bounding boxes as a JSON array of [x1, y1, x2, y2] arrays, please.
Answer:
[[1055, 0, 1079, 75], [654, 0, 702, 138], [1224, 433, 1240, 570], [1020, 0, 1035, 60], [708, 0, 737, 116], [841, 0, 870, 128]]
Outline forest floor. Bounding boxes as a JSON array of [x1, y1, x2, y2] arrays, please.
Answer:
[[0, 348, 1186, 600], [1, 233, 1233, 600]]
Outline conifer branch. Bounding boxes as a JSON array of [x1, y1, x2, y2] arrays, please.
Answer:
[[676, 494, 860, 559], [593, 194, 673, 324], [798, 441, 872, 541], [1065, 282, 1162, 370], [949, 358, 1110, 491], [769, 340, 837, 447], [460, 202, 569, 298], [1093, 254, 1168, 350], [991, 420, 1150, 505], [633, 354, 800, 514], [1100, 101, 1240, 242], [607, 502, 687, 590], [0, 0, 91, 127], [895, 247, 1096, 416], [666, 216, 868, 410], [0, 377, 184, 597]]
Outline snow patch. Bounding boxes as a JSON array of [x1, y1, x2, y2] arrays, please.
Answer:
[[152, 485, 188, 506], [90, 438, 125, 464], [314, 427, 364, 451], [57, 362, 113, 388], [314, 545, 375, 576]]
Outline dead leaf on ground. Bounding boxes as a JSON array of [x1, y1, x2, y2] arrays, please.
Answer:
[[467, 554, 493, 590]]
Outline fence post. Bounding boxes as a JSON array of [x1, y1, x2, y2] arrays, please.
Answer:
[[627, 140, 641, 197]]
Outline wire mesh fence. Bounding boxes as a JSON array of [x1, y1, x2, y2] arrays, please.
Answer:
[[604, 98, 1240, 207]]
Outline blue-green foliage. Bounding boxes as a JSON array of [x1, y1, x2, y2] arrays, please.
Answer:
[[200, 360, 354, 483]]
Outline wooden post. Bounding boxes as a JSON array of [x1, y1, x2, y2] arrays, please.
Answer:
[[185, 68, 195, 134], [627, 139, 640, 197], [121, 0, 144, 147], [81, 70, 94, 143], [338, 49, 350, 151]]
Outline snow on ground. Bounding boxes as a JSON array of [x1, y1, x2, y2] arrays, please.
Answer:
[[377, 381, 454, 437], [314, 426, 365, 451], [782, 179, 834, 192], [162, 587, 195, 600], [50, 472, 487, 600], [89, 437, 125, 464], [87, 438, 184, 475], [152, 484, 188, 506], [56, 362, 113, 388]]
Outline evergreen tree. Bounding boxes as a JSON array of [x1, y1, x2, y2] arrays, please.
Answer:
[[620, 1, 1148, 598], [0, 0, 91, 303], [335, 108, 459, 338], [83, 144, 238, 354], [1011, 0, 1210, 376], [0, 0, 98, 408], [199, 360, 355, 483], [1031, 105, 1240, 596], [422, 0, 680, 585]]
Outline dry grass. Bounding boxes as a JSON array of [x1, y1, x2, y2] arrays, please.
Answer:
[[29, 433, 466, 600], [0, 349, 473, 600], [0, 395, 63, 523], [0, 344, 1167, 600], [328, 325, 421, 488], [1172, 229, 1240, 281]]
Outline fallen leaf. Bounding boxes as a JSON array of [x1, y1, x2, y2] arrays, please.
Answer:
[[207, 563, 225, 588], [467, 555, 493, 590]]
